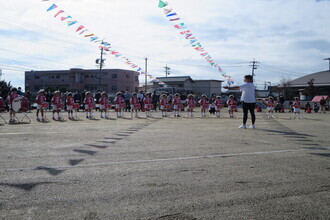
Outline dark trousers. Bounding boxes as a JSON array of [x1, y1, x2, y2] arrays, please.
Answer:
[[243, 102, 256, 125]]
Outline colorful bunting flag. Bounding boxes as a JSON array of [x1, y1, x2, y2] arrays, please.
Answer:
[[61, 15, 72, 21], [186, 34, 194, 39], [163, 8, 173, 15], [43, 2, 144, 76], [174, 23, 186, 29], [79, 29, 88, 35], [158, 0, 168, 8], [166, 13, 177, 17], [156, 0, 234, 84], [54, 10, 64, 18], [76, 25, 84, 32], [67, 20, 77, 26], [90, 36, 99, 42], [46, 4, 57, 12], [180, 30, 190, 35]]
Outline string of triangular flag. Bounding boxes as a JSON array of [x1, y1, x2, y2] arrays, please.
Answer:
[[157, 0, 235, 85], [44, 2, 151, 77]]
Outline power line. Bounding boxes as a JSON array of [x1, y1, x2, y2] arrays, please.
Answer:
[[0, 47, 89, 69], [259, 66, 304, 77], [261, 63, 307, 75]]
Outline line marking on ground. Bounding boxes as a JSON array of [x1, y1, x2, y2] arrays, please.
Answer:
[[2, 148, 327, 173], [0, 132, 71, 135]]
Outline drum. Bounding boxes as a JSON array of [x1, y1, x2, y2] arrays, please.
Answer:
[[133, 104, 141, 109], [20, 97, 29, 112], [217, 104, 223, 109], [73, 103, 80, 109], [105, 104, 111, 109], [188, 104, 195, 108], [120, 103, 126, 109], [203, 104, 209, 109], [178, 104, 184, 109], [88, 103, 95, 109], [41, 103, 48, 109], [164, 104, 171, 110], [147, 104, 154, 109], [56, 104, 64, 110], [12, 97, 22, 112]]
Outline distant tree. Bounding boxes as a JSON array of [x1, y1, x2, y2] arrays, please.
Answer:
[[303, 78, 318, 97], [45, 87, 56, 93], [277, 76, 292, 99], [0, 80, 12, 99], [59, 87, 67, 93]]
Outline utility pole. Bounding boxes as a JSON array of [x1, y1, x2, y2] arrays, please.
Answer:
[[96, 41, 105, 91], [145, 58, 148, 93], [324, 58, 330, 71], [164, 64, 171, 77], [249, 58, 260, 81], [99, 44, 104, 91], [0, 69, 2, 81]]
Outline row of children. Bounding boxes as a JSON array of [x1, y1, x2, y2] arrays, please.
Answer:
[[33, 89, 240, 121], [261, 96, 302, 119]]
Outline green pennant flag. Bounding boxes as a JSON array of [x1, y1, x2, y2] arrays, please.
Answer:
[[158, 0, 167, 8]]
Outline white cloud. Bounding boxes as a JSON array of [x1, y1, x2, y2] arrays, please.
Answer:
[[0, 0, 329, 89]]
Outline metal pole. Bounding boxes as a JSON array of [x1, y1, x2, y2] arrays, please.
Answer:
[[165, 64, 168, 77], [145, 58, 148, 93], [99, 43, 104, 90], [249, 58, 260, 82]]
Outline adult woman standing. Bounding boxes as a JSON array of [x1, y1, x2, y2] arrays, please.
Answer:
[[224, 75, 256, 129]]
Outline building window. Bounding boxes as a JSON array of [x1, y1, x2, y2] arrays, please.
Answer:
[[112, 86, 117, 91], [34, 76, 40, 79], [52, 76, 55, 79], [126, 74, 130, 79], [135, 76, 139, 81], [178, 84, 184, 88], [56, 75, 60, 79], [85, 75, 89, 78], [91, 75, 94, 78], [112, 74, 117, 79]]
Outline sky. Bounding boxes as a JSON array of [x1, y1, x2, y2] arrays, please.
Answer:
[[0, 0, 329, 90]]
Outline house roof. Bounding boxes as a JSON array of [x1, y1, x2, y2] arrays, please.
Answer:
[[156, 76, 194, 83], [290, 70, 330, 87], [194, 79, 224, 82]]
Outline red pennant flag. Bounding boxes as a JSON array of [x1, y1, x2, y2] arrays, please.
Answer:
[[76, 25, 84, 32], [54, 10, 64, 18]]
